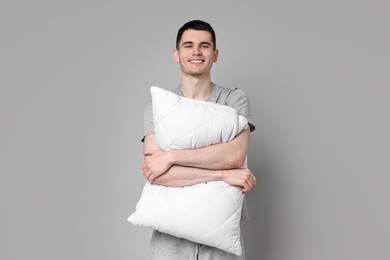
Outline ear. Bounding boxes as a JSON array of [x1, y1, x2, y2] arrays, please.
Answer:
[[213, 49, 219, 62], [173, 48, 180, 62]]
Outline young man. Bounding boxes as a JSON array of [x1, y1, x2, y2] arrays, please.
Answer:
[[141, 20, 256, 260]]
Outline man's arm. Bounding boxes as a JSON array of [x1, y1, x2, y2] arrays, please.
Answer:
[[143, 127, 250, 177], [152, 165, 256, 193], [142, 128, 256, 192], [166, 126, 250, 169]]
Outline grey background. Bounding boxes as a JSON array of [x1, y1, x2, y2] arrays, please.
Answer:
[[1, 0, 389, 259]]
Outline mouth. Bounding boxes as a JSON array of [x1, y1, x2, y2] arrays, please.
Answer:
[[189, 59, 204, 64]]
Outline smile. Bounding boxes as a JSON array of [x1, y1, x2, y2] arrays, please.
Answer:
[[189, 60, 204, 64]]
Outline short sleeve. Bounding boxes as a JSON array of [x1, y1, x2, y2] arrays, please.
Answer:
[[226, 88, 256, 132], [142, 100, 154, 142]]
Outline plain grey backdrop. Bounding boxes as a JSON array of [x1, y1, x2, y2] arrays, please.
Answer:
[[1, 0, 389, 259]]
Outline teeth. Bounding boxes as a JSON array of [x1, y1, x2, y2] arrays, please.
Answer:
[[190, 60, 202, 63]]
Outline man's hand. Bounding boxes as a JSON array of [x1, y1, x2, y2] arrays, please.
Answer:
[[222, 168, 256, 193], [142, 150, 173, 183]]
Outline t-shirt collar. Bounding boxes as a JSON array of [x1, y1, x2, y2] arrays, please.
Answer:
[[175, 82, 216, 102]]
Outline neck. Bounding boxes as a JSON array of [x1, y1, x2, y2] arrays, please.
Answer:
[[180, 74, 213, 100]]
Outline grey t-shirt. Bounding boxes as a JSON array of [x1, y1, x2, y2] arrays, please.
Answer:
[[143, 83, 255, 140]]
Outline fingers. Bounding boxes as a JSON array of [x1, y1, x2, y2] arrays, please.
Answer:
[[242, 170, 256, 193], [222, 168, 256, 193], [141, 159, 150, 178], [248, 173, 256, 188], [141, 158, 160, 183], [146, 172, 156, 183], [237, 177, 250, 193], [141, 165, 156, 183], [143, 150, 155, 156], [141, 156, 152, 176]]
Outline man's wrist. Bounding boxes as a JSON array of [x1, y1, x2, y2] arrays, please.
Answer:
[[219, 169, 226, 182], [166, 150, 176, 167]]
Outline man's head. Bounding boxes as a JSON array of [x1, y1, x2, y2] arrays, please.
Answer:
[[174, 20, 219, 78], [176, 20, 216, 50]]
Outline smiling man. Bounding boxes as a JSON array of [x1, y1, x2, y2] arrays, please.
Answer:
[[174, 29, 217, 85], [141, 20, 256, 260]]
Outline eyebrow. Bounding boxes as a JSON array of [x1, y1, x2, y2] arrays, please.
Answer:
[[181, 41, 212, 46]]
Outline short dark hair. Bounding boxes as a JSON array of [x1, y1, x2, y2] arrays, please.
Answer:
[[176, 20, 216, 50]]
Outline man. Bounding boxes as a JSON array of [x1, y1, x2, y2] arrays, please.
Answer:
[[141, 20, 256, 260]]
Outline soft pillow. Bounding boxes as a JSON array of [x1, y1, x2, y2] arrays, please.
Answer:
[[128, 86, 248, 255]]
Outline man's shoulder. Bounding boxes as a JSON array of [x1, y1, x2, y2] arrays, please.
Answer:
[[212, 84, 247, 101]]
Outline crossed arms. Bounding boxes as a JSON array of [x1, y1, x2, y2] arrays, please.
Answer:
[[142, 127, 256, 193]]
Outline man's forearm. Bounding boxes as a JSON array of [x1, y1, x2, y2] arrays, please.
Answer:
[[143, 131, 256, 192], [142, 128, 250, 184], [152, 165, 224, 187], [166, 127, 250, 170], [152, 163, 256, 193]]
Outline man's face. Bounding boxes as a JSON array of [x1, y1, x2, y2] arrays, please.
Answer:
[[174, 29, 218, 77]]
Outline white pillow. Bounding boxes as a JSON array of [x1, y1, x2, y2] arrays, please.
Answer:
[[128, 86, 248, 255]]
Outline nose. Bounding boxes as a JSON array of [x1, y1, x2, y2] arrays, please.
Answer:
[[193, 46, 201, 55]]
